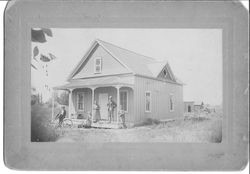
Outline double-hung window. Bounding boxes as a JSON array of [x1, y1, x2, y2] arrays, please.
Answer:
[[120, 91, 128, 112], [94, 57, 102, 73], [77, 92, 84, 111], [145, 91, 151, 112]]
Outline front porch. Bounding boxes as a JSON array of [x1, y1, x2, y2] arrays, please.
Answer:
[[53, 77, 134, 129]]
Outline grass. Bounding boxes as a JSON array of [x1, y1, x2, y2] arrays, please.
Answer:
[[55, 112, 222, 143], [134, 118, 161, 127], [30, 103, 222, 143]]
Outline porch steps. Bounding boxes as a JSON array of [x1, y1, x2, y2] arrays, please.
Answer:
[[91, 122, 121, 129], [70, 119, 121, 129]]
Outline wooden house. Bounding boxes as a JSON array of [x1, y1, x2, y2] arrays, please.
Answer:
[[54, 39, 184, 127]]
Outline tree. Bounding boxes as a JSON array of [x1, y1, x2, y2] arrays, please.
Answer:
[[201, 101, 204, 109], [56, 91, 69, 106], [31, 28, 57, 103]]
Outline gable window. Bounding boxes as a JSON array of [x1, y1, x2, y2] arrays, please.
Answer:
[[94, 57, 102, 73], [145, 91, 151, 112], [169, 94, 174, 112], [77, 92, 84, 111], [120, 91, 128, 112], [163, 70, 167, 77], [163, 69, 171, 79]]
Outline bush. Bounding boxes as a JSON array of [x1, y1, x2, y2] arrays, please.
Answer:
[[31, 104, 59, 142], [135, 118, 160, 127]]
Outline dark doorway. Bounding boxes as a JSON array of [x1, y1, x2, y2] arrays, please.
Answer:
[[188, 105, 191, 112]]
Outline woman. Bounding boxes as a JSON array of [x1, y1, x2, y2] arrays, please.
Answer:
[[93, 100, 101, 123]]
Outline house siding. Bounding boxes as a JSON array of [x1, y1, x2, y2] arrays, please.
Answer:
[[119, 86, 134, 123], [134, 76, 183, 123], [72, 45, 130, 79]]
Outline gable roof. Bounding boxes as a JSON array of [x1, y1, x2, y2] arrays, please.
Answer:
[[97, 40, 158, 77], [68, 39, 182, 84]]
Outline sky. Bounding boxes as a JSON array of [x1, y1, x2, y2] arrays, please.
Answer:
[[32, 28, 222, 105]]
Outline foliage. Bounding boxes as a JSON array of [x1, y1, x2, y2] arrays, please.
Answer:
[[31, 95, 38, 105], [134, 118, 160, 127], [31, 104, 59, 142], [55, 91, 69, 106], [31, 28, 53, 43]]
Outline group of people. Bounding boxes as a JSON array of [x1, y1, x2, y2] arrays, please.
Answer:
[[93, 96, 127, 128], [56, 95, 127, 128]]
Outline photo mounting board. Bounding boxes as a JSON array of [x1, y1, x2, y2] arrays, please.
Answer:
[[4, 0, 248, 170]]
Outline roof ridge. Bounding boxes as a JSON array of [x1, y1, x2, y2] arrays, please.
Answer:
[[96, 39, 158, 62]]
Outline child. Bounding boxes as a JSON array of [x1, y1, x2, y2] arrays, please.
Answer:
[[118, 105, 127, 129], [83, 111, 92, 128]]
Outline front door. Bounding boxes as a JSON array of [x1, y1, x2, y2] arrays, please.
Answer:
[[99, 93, 108, 120], [188, 105, 191, 112]]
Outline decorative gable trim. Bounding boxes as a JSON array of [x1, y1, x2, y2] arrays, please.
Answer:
[[67, 40, 98, 81], [157, 62, 176, 82]]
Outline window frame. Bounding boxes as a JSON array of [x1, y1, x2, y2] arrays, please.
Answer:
[[94, 57, 102, 74], [120, 90, 129, 113], [77, 92, 84, 111], [145, 91, 152, 113], [169, 93, 174, 112]]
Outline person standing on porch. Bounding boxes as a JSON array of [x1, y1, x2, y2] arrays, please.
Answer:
[[107, 96, 117, 123], [93, 100, 101, 123]]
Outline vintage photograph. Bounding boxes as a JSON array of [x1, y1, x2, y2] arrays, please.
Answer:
[[31, 28, 222, 143]]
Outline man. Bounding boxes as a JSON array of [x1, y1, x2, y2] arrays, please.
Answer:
[[107, 96, 117, 123], [56, 106, 66, 127]]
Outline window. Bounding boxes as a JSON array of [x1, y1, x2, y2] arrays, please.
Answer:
[[77, 92, 84, 110], [188, 105, 191, 112], [145, 91, 151, 112], [170, 94, 174, 112], [94, 57, 102, 73], [163, 69, 167, 77], [120, 91, 128, 112]]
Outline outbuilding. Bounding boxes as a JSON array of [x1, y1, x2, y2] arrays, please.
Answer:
[[184, 101, 195, 113]]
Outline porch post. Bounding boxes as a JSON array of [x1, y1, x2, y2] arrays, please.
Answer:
[[91, 87, 96, 123], [68, 88, 75, 119], [116, 86, 120, 123]]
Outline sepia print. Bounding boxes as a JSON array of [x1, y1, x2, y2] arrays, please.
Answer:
[[31, 28, 222, 143]]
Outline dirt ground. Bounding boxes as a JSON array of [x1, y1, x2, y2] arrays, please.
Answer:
[[56, 112, 222, 143]]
